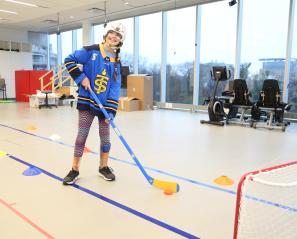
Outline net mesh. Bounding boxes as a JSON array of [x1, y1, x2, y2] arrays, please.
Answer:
[[236, 163, 297, 239]]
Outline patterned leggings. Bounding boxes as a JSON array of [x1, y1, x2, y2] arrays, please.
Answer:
[[74, 110, 110, 157]]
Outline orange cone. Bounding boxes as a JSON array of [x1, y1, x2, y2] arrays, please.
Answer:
[[27, 126, 37, 131], [213, 175, 234, 186]]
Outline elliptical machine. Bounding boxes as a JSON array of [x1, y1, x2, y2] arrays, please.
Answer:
[[200, 66, 231, 126]]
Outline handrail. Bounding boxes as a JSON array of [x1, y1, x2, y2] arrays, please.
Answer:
[[39, 69, 53, 90], [38, 64, 73, 92]]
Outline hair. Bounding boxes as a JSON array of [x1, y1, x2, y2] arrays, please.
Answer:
[[113, 47, 121, 80]]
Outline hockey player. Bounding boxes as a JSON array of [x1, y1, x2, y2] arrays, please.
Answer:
[[63, 22, 126, 185]]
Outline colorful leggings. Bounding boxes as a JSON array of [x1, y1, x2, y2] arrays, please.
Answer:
[[74, 110, 110, 157]]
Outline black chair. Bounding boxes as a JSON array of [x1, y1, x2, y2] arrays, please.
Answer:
[[223, 79, 253, 125], [38, 91, 58, 109], [251, 79, 290, 131], [0, 78, 7, 100]]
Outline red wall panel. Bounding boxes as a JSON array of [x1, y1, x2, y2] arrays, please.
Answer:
[[15, 70, 30, 102], [15, 70, 53, 102]]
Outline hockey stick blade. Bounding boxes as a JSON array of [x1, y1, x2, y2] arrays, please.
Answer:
[[89, 89, 180, 193]]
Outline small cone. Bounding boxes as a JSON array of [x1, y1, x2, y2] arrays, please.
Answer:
[[83, 147, 92, 153], [22, 166, 42, 176], [0, 151, 7, 157], [213, 175, 234, 186], [49, 134, 61, 141], [27, 126, 37, 131]]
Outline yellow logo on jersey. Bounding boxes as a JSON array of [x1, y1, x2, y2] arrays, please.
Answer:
[[95, 69, 109, 94]]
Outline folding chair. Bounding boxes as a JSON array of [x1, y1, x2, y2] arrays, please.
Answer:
[[0, 78, 7, 100]]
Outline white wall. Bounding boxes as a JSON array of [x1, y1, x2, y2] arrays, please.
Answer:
[[0, 51, 33, 98], [0, 27, 28, 42], [0, 28, 32, 98]]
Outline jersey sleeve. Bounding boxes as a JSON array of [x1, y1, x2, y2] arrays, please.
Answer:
[[64, 47, 92, 85]]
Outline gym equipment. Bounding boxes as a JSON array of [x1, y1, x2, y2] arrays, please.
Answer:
[[224, 79, 254, 126], [89, 88, 180, 193], [200, 66, 231, 126], [251, 79, 291, 131]]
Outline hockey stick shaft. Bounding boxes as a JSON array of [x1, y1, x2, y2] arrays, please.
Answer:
[[89, 89, 179, 192]]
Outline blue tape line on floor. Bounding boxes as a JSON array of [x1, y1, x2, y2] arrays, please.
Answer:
[[1, 123, 297, 213], [7, 153, 200, 239], [0, 123, 236, 195]]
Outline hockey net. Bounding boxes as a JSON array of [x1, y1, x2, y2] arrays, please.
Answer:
[[233, 161, 297, 239]]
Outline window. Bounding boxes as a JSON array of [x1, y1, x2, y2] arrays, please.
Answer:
[[199, 1, 237, 104], [29, 31, 48, 70], [139, 12, 162, 101], [49, 34, 57, 69], [76, 28, 83, 49], [288, 1, 297, 113], [240, 0, 290, 101], [61, 30, 73, 61], [166, 7, 196, 104], [93, 24, 105, 44]]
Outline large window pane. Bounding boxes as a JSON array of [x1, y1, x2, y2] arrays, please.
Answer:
[[76, 28, 83, 49], [93, 24, 105, 44], [241, 0, 290, 101], [288, 1, 297, 113], [199, 1, 237, 104], [49, 34, 57, 69], [139, 12, 162, 101], [167, 7, 196, 104], [61, 30, 73, 61], [29, 31, 48, 70]]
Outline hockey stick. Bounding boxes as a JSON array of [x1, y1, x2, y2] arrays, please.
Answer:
[[89, 89, 180, 193]]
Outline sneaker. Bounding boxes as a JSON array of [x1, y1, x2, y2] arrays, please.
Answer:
[[63, 169, 79, 185], [99, 166, 115, 181]]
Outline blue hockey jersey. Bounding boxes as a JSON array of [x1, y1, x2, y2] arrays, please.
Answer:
[[64, 43, 121, 118]]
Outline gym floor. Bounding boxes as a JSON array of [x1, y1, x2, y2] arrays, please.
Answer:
[[0, 103, 296, 239]]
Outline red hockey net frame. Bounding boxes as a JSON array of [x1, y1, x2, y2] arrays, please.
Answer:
[[233, 160, 297, 239]]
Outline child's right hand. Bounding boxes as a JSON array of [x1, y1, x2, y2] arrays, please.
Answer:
[[81, 78, 90, 90]]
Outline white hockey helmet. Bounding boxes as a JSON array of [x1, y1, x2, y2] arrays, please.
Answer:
[[104, 22, 126, 43]]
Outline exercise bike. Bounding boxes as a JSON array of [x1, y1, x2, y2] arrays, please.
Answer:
[[200, 66, 231, 126]]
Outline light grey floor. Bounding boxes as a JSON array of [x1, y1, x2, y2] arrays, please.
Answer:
[[0, 103, 296, 239]]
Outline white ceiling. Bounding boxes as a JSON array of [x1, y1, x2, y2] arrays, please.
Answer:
[[0, 0, 222, 32]]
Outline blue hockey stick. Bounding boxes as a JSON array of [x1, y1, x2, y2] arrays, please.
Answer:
[[89, 89, 179, 193]]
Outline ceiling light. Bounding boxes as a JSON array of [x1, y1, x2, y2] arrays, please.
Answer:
[[87, 7, 104, 13], [0, 9, 17, 14], [42, 19, 58, 24], [124, 2, 129, 4], [5, 0, 38, 7]]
